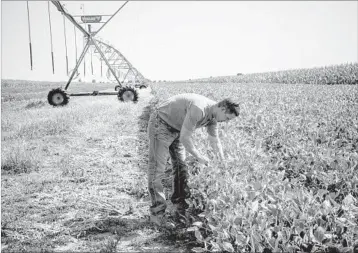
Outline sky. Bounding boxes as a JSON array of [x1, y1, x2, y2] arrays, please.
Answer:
[[1, 1, 357, 82]]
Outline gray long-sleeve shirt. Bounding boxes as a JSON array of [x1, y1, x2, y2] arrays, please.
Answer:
[[157, 93, 219, 137]]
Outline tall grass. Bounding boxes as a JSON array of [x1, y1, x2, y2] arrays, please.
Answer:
[[1, 141, 40, 174], [1, 80, 153, 251]]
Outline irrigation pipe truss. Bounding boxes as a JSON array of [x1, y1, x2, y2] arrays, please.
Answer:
[[50, 0, 147, 86]]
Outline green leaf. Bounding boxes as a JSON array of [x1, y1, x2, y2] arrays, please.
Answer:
[[195, 229, 204, 242], [210, 241, 221, 251], [198, 212, 206, 218], [208, 224, 217, 231], [266, 194, 277, 204], [257, 115, 262, 124], [343, 193, 356, 207], [253, 181, 262, 191], [247, 191, 256, 200], [313, 226, 325, 243], [193, 221, 203, 227], [234, 217, 242, 226], [187, 226, 198, 232], [293, 219, 305, 230], [191, 247, 206, 253], [251, 200, 259, 213], [222, 242, 234, 253]]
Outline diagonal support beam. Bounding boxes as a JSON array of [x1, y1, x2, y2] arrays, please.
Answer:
[[96, 40, 146, 80], [92, 38, 122, 86], [51, 1, 89, 37], [65, 39, 91, 90], [93, 1, 129, 36]]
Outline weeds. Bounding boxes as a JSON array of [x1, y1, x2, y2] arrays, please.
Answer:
[[25, 100, 47, 109], [99, 236, 121, 253], [1, 143, 40, 174]]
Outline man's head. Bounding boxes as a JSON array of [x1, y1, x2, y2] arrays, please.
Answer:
[[214, 98, 240, 122]]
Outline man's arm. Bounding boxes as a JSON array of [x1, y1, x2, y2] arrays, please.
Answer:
[[180, 106, 209, 165], [180, 127, 208, 164], [208, 135, 224, 160], [207, 124, 225, 161]]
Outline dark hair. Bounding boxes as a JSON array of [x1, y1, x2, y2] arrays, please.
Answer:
[[218, 98, 240, 116]]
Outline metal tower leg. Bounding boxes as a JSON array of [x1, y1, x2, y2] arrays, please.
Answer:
[[65, 39, 91, 90]]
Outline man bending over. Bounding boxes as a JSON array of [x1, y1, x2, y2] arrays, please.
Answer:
[[147, 93, 240, 227]]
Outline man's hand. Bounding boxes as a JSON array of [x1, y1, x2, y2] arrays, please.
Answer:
[[208, 135, 225, 162], [197, 156, 209, 166]]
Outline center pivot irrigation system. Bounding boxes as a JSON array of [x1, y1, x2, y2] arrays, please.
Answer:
[[27, 1, 149, 106]]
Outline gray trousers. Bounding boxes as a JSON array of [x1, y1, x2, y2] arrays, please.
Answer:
[[147, 110, 190, 216]]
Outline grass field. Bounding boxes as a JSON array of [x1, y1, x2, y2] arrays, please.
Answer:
[[1, 80, 188, 252], [1, 76, 358, 252]]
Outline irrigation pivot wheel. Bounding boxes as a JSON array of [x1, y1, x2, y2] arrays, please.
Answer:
[[117, 86, 138, 103], [47, 88, 70, 106], [114, 85, 121, 91]]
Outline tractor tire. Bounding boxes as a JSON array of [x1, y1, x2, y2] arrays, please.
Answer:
[[117, 86, 139, 103], [47, 88, 70, 106], [114, 85, 121, 91], [139, 85, 147, 89]]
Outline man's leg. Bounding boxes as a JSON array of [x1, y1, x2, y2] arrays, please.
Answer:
[[169, 137, 190, 216], [147, 111, 176, 217]]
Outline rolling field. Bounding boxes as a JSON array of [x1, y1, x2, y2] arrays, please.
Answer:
[[1, 77, 358, 252], [1, 80, 186, 252], [149, 82, 358, 252], [182, 63, 358, 85]]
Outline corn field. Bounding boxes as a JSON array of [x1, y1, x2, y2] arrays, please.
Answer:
[[186, 63, 358, 85]]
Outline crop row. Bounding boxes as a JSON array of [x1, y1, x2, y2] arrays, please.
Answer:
[[185, 63, 358, 85], [150, 82, 358, 252]]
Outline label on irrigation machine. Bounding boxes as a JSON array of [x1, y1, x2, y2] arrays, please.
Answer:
[[81, 15, 102, 23]]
